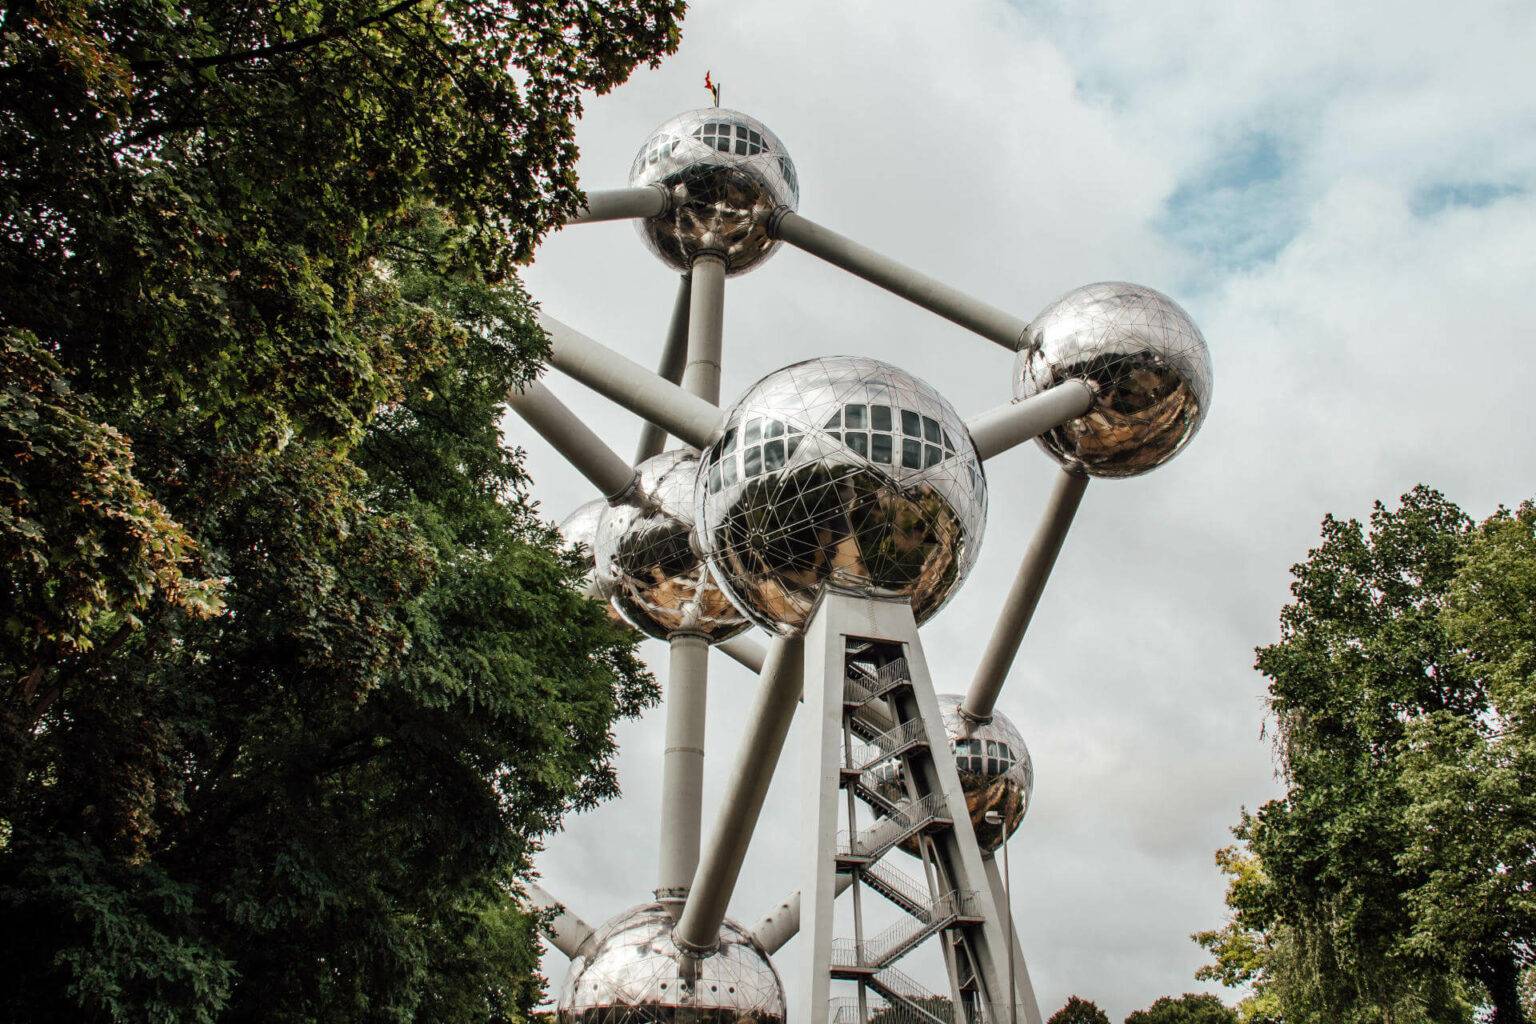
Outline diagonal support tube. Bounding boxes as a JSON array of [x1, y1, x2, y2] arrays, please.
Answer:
[[966, 380, 1095, 462], [750, 873, 856, 955], [773, 211, 1031, 351], [674, 635, 805, 954], [962, 468, 1089, 723], [634, 274, 693, 463], [539, 312, 725, 450], [524, 881, 598, 961], [717, 633, 766, 674], [568, 185, 669, 225], [506, 379, 638, 501]]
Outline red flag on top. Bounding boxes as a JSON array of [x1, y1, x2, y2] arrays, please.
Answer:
[[704, 71, 720, 107]]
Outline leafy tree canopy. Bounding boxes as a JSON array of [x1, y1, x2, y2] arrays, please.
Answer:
[[1123, 993, 1237, 1024], [1048, 996, 1112, 1024], [1, 1, 683, 1021], [1196, 487, 1536, 1024]]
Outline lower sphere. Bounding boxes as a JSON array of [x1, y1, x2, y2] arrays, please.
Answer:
[[558, 902, 785, 1024]]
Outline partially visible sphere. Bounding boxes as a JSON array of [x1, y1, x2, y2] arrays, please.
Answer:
[[1014, 282, 1212, 478], [695, 357, 986, 636], [595, 450, 748, 642], [558, 499, 608, 586], [558, 499, 625, 625], [628, 108, 798, 275], [558, 902, 785, 1024], [868, 695, 1034, 856]]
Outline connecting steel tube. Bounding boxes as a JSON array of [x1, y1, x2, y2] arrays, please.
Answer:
[[962, 468, 1089, 723], [674, 636, 806, 954], [506, 380, 638, 501], [567, 185, 669, 225], [538, 313, 725, 450], [773, 211, 1032, 352], [657, 634, 711, 915], [634, 274, 693, 463], [681, 253, 727, 406], [749, 873, 856, 955], [966, 380, 1095, 462], [716, 634, 767, 674], [524, 881, 598, 961]]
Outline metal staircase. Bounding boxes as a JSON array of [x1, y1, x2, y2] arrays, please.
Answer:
[[829, 640, 997, 1023]]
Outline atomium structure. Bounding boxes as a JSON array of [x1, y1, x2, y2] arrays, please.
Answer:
[[515, 103, 1213, 1024]]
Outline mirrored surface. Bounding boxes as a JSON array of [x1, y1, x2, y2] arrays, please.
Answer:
[[629, 108, 798, 275], [595, 450, 749, 642], [558, 902, 786, 1024], [1014, 282, 1211, 478], [695, 357, 987, 635], [868, 695, 1034, 855]]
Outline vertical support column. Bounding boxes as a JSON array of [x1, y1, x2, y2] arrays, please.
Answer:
[[796, 598, 850, 1024], [983, 853, 1043, 1024], [657, 632, 709, 915], [681, 252, 726, 406]]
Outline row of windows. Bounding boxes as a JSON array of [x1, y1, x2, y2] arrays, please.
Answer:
[[694, 121, 768, 156], [955, 738, 1017, 777], [825, 404, 957, 452], [703, 406, 963, 494]]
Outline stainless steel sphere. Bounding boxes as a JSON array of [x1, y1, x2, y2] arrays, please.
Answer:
[[868, 696, 1033, 856], [558, 902, 785, 1024], [628, 108, 798, 276], [594, 450, 749, 643], [558, 499, 608, 584], [695, 357, 986, 636], [1014, 282, 1212, 478]]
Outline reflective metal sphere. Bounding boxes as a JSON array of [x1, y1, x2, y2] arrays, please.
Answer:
[[1014, 282, 1212, 478], [558, 902, 786, 1024], [695, 357, 987, 636], [628, 108, 799, 276], [595, 450, 749, 642], [559, 499, 608, 585], [869, 695, 1033, 856]]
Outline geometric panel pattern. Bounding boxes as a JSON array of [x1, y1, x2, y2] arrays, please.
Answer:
[[558, 902, 786, 1024], [695, 356, 987, 636], [593, 450, 749, 643], [629, 108, 799, 276], [1013, 281, 1212, 479]]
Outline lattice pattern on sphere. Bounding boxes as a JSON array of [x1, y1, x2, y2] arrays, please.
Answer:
[[594, 450, 749, 643], [1014, 281, 1212, 478], [559, 903, 787, 1024], [868, 694, 1034, 856], [694, 356, 987, 636], [628, 108, 799, 276]]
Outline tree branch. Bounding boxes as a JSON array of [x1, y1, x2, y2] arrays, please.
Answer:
[[130, 0, 430, 72]]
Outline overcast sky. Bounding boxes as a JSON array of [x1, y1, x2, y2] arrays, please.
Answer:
[[511, 1, 1536, 1017]]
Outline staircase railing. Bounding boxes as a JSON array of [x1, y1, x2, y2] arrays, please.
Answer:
[[837, 792, 949, 861], [831, 889, 985, 969], [846, 718, 928, 773]]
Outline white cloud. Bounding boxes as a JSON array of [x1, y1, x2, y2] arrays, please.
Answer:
[[514, 0, 1536, 1017]]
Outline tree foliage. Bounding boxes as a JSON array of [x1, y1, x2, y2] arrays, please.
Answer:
[[1123, 993, 1238, 1024], [1, 2, 683, 1020], [1197, 487, 1536, 1024], [1048, 996, 1112, 1024]]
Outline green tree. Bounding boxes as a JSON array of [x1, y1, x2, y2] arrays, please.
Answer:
[[1048, 996, 1112, 1024], [1197, 487, 1536, 1024], [1, 2, 683, 1021], [1123, 993, 1237, 1024]]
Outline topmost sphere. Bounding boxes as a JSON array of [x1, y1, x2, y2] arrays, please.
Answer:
[[1013, 282, 1212, 478], [628, 108, 798, 276]]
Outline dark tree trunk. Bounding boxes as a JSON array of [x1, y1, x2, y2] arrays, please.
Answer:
[[1479, 950, 1528, 1024]]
